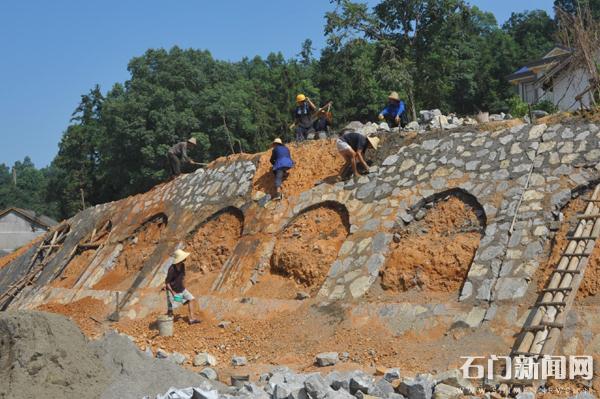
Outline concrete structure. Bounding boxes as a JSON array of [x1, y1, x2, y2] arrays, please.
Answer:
[[0, 208, 57, 254], [507, 46, 595, 111]]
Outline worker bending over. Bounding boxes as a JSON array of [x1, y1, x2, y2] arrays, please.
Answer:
[[270, 138, 294, 201], [378, 91, 407, 128], [336, 130, 380, 177], [167, 137, 201, 177], [165, 249, 200, 325]]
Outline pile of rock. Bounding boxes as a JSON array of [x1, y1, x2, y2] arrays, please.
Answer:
[[419, 109, 479, 131], [153, 365, 482, 399]]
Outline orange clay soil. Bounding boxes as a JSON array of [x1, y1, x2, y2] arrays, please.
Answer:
[[247, 205, 349, 299], [37, 297, 109, 338], [52, 248, 97, 288], [253, 139, 345, 198], [93, 217, 166, 291], [185, 211, 243, 296], [379, 196, 481, 294], [0, 235, 43, 269], [113, 300, 509, 378]]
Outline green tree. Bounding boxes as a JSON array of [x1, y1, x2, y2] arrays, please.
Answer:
[[503, 10, 557, 63]]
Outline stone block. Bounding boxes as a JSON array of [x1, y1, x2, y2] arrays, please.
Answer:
[[316, 352, 339, 367]]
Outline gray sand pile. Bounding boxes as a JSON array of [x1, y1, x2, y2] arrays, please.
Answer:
[[0, 310, 110, 399], [0, 311, 221, 399], [91, 331, 222, 399]]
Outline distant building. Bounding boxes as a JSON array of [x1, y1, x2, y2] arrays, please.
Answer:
[[507, 46, 595, 111], [0, 208, 57, 255]]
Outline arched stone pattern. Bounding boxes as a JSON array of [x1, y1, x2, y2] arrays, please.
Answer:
[[88, 213, 168, 291], [51, 219, 113, 289], [180, 207, 244, 296], [373, 188, 486, 299], [250, 201, 351, 299]]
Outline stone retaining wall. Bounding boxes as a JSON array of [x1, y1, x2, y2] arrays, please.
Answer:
[[1, 121, 599, 326]]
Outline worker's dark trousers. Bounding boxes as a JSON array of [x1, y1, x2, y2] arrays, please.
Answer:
[[274, 167, 290, 189], [295, 125, 314, 141], [167, 153, 181, 176], [385, 115, 406, 128]]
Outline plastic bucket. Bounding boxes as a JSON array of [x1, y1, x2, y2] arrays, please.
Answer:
[[157, 315, 174, 337]]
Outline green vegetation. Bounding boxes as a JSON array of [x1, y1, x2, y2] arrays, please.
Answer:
[[508, 96, 529, 118], [3, 0, 593, 220]]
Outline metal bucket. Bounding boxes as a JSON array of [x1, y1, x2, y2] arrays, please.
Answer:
[[157, 315, 174, 337]]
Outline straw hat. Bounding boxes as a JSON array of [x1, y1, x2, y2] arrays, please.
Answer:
[[367, 136, 380, 150], [172, 249, 190, 264], [273, 138, 283, 145], [387, 91, 400, 101], [187, 137, 197, 145]]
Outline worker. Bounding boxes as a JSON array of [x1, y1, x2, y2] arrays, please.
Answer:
[[313, 102, 333, 137], [336, 130, 380, 177], [165, 249, 200, 324], [293, 94, 317, 141], [167, 137, 201, 177], [270, 138, 294, 200], [378, 91, 407, 128]]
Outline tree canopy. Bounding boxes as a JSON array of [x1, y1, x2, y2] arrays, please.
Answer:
[[4, 0, 581, 220]]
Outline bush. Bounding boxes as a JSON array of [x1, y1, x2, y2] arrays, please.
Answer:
[[533, 99, 558, 114], [508, 96, 529, 118]]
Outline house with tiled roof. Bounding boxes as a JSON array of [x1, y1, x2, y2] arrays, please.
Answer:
[[0, 207, 57, 255], [507, 45, 595, 111]]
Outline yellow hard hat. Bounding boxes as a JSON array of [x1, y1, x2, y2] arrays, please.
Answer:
[[296, 94, 306, 103]]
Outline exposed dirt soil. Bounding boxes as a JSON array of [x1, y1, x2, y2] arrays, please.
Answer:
[[247, 205, 350, 299], [537, 112, 574, 125], [93, 216, 166, 291], [113, 300, 509, 379], [52, 248, 97, 288], [37, 297, 109, 338], [379, 196, 482, 294], [0, 235, 43, 269], [475, 118, 525, 132], [185, 211, 243, 296], [253, 140, 345, 198]]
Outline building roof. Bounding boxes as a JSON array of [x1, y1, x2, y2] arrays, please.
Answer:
[[0, 207, 58, 229], [507, 46, 572, 83]]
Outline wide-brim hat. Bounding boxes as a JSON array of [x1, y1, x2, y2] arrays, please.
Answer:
[[172, 249, 190, 264], [187, 137, 197, 145], [388, 91, 400, 101], [367, 136, 380, 150], [273, 138, 283, 145]]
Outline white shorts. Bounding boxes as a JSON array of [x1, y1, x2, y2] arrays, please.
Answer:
[[336, 138, 352, 153], [167, 289, 195, 309]]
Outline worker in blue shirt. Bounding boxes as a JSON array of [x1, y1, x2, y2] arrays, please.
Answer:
[[270, 138, 294, 200], [378, 91, 407, 128]]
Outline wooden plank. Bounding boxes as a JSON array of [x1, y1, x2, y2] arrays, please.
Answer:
[[576, 214, 600, 219], [541, 287, 572, 293], [537, 301, 567, 307], [561, 252, 591, 257], [553, 269, 581, 275]]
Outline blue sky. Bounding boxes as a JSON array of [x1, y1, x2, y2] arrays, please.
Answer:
[[0, 0, 555, 168]]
